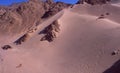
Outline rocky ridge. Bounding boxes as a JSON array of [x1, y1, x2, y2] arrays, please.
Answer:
[[40, 20, 60, 42], [0, 0, 70, 36], [77, 0, 111, 5], [0, 0, 112, 43]]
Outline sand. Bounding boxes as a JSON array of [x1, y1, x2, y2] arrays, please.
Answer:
[[0, 3, 120, 73]]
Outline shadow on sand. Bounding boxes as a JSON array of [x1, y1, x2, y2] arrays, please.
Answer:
[[103, 59, 120, 73]]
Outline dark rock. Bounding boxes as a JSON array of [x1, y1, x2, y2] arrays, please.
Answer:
[[0, 0, 70, 44], [77, 0, 111, 5], [0, 0, 70, 35], [46, 0, 54, 4], [2, 45, 12, 50], [103, 59, 120, 73], [97, 14, 105, 19], [16, 64, 22, 68], [40, 31, 56, 42], [111, 50, 119, 56], [40, 20, 60, 42], [0, 8, 6, 16], [0, 0, 45, 35], [42, 2, 71, 18], [106, 12, 110, 15], [42, 10, 55, 18], [14, 33, 29, 45]]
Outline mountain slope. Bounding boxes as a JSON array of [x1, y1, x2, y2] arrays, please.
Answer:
[[0, 3, 120, 73]]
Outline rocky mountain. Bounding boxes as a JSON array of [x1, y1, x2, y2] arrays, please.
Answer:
[[0, 0, 70, 36], [0, 0, 120, 73], [77, 0, 111, 5]]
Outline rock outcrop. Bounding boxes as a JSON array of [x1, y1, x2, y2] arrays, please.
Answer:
[[2, 45, 12, 50], [77, 0, 111, 5], [0, 0, 70, 35], [103, 59, 120, 73], [0, 0, 45, 35], [40, 20, 60, 42], [14, 33, 30, 45], [42, 1, 71, 18]]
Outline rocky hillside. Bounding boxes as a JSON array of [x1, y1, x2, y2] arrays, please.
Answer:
[[0, 0, 70, 35], [77, 0, 111, 5], [0, 0, 113, 36]]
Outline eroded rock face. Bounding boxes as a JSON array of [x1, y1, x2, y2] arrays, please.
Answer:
[[14, 33, 30, 45], [40, 20, 60, 42], [46, 0, 54, 4], [2, 45, 12, 50], [0, 0, 70, 44], [42, 1, 71, 18], [0, 0, 45, 35], [77, 0, 111, 5], [0, 0, 70, 36], [103, 59, 120, 73]]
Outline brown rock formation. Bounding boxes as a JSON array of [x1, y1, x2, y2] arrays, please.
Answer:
[[77, 0, 111, 5], [42, 1, 71, 18], [0, 0, 45, 35], [40, 20, 60, 42], [46, 0, 54, 4], [103, 59, 120, 73], [14, 33, 30, 45], [0, 0, 71, 44], [2, 45, 12, 50], [0, 0, 70, 36]]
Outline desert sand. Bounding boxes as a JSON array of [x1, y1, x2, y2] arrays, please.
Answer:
[[0, 2, 120, 73]]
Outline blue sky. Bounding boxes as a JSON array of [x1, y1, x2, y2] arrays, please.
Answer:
[[0, 0, 27, 5], [0, 0, 78, 5], [54, 0, 78, 4]]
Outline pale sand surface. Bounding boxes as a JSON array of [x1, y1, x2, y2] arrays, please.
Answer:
[[111, 3, 120, 7], [0, 4, 120, 73]]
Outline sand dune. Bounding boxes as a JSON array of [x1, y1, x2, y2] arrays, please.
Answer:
[[0, 3, 120, 73], [111, 3, 120, 7]]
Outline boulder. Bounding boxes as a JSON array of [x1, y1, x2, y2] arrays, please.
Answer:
[[40, 20, 60, 42], [2, 45, 12, 50]]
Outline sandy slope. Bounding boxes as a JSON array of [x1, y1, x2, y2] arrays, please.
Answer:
[[111, 3, 120, 7], [0, 4, 120, 73]]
